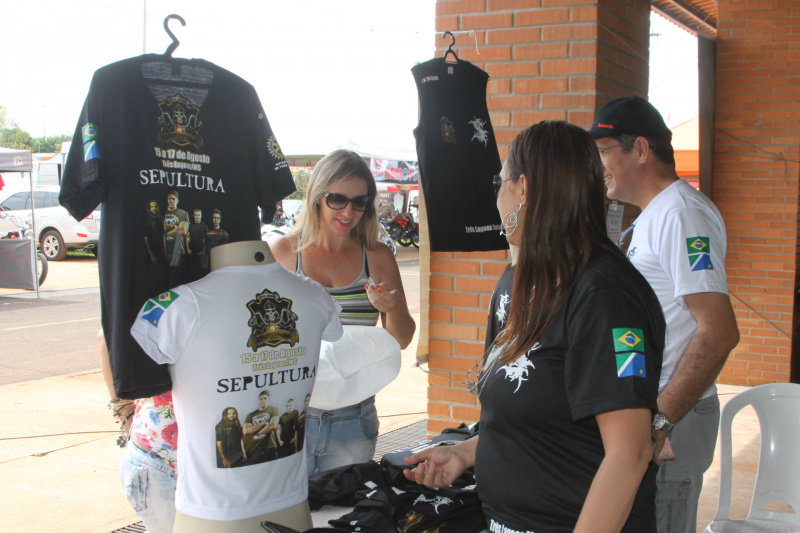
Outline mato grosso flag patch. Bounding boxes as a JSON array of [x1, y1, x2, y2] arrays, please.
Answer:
[[613, 327, 647, 378], [139, 290, 180, 327], [686, 236, 714, 271], [82, 123, 100, 162]]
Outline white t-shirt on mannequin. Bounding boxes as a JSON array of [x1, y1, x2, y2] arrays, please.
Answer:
[[131, 241, 342, 529]]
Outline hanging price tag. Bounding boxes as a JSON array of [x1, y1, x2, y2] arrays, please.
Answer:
[[607, 201, 624, 244]]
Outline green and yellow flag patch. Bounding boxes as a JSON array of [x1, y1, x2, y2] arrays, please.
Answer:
[[612, 327, 646, 378], [139, 290, 180, 327], [686, 236, 714, 271]]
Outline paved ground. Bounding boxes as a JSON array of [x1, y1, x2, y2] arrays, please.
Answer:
[[0, 247, 768, 533]]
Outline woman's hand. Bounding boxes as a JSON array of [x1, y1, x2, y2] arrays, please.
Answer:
[[366, 279, 415, 348], [365, 281, 405, 316], [402, 438, 477, 489], [365, 245, 416, 348]]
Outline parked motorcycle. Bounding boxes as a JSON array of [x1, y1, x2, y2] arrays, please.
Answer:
[[261, 212, 295, 242], [0, 212, 48, 286], [378, 222, 398, 256], [385, 212, 419, 248]]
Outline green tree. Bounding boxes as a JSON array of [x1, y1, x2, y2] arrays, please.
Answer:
[[0, 104, 70, 152], [287, 169, 310, 200], [0, 104, 32, 149], [0, 124, 32, 150], [36, 134, 72, 153]]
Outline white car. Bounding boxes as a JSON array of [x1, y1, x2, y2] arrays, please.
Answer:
[[0, 186, 101, 260], [281, 199, 303, 221]]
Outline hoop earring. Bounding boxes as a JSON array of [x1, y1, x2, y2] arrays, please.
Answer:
[[500, 203, 522, 237]]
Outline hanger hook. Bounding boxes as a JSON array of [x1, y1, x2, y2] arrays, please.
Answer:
[[443, 31, 455, 52], [163, 14, 186, 57], [442, 31, 458, 62]]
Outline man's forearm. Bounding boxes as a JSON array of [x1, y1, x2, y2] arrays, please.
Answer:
[[658, 341, 727, 422], [658, 293, 739, 422]]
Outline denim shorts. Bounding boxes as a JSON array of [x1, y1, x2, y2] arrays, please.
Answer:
[[305, 396, 380, 476], [119, 441, 178, 533]]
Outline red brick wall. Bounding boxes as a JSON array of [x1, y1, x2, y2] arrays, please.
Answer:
[[426, 0, 651, 432], [426, 250, 508, 433], [713, 1, 800, 385], [424, 0, 800, 433]]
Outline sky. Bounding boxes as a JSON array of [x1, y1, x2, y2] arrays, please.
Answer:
[[3, 2, 697, 156], [648, 12, 699, 129], [4, 0, 435, 156]]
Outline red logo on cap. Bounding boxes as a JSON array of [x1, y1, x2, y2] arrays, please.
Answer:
[[597, 123, 614, 129]]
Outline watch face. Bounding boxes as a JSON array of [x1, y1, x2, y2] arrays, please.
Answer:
[[653, 413, 665, 428]]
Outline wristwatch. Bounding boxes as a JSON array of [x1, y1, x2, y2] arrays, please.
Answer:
[[652, 411, 675, 433]]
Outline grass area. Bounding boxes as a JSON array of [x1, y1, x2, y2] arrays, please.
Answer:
[[66, 250, 96, 258]]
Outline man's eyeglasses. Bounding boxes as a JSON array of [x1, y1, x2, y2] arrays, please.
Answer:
[[597, 143, 621, 161], [492, 174, 514, 197], [323, 193, 372, 212]]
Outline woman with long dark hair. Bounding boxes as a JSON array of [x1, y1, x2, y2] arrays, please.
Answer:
[[404, 121, 665, 533]]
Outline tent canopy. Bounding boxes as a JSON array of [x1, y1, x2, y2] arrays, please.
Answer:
[[0, 147, 33, 173], [344, 140, 417, 163]]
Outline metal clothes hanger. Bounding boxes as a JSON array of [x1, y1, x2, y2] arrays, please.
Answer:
[[163, 14, 186, 57], [442, 31, 458, 63]]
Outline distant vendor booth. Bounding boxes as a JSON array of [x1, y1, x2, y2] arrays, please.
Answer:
[[0, 147, 40, 292]]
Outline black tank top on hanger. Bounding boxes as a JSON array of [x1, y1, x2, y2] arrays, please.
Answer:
[[412, 58, 507, 252]]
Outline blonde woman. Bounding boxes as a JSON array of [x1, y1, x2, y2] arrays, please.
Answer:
[[269, 149, 415, 475]]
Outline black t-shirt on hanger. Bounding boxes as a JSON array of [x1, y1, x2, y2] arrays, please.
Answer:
[[412, 57, 507, 252], [60, 54, 295, 399]]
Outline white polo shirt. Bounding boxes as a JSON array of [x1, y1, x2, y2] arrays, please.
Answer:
[[627, 179, 729, 398]]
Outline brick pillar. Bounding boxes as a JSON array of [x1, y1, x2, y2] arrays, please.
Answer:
[[425, 0, 651, 433], [714, 0, 800, 385]]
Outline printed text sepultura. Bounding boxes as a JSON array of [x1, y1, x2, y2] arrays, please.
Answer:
[[139, 169, 226, 193]]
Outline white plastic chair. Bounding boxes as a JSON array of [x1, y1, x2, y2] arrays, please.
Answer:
[[705, 382, 800, 533]]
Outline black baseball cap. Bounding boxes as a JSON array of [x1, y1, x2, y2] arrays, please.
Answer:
[[589, 96, 672, 141]]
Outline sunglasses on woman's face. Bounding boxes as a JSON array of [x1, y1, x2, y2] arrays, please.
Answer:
[[323, 193, 372, 212], [493, 174, 514, 197]]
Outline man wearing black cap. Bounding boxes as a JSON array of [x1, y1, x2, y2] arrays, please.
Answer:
[[590, 96, 740, 533]]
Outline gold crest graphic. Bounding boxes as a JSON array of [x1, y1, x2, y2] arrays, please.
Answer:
[[246, 289, 299, 351], [267, 136, 284, 159], [157, 94, 204, 150], [397, 510, 425, 532], [440, 116, 456, 143]]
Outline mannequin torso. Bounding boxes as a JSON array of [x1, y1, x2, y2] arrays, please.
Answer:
[[173, 240, 313, 533], [173, 501, 312, 533], [210, 240, 276, 270]]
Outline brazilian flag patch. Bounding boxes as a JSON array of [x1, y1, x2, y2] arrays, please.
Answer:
[[81, 123, 100, 162], [139, 291, 180, 327], [686, 236, 713, 271], [612, 327, 646, 378]]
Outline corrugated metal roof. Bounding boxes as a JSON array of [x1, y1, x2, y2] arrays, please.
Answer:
[[652, 0, 717, 38]]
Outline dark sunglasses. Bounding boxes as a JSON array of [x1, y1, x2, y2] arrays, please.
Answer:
[[323, 193, 372, 212], [492, 174, 514, 197]]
